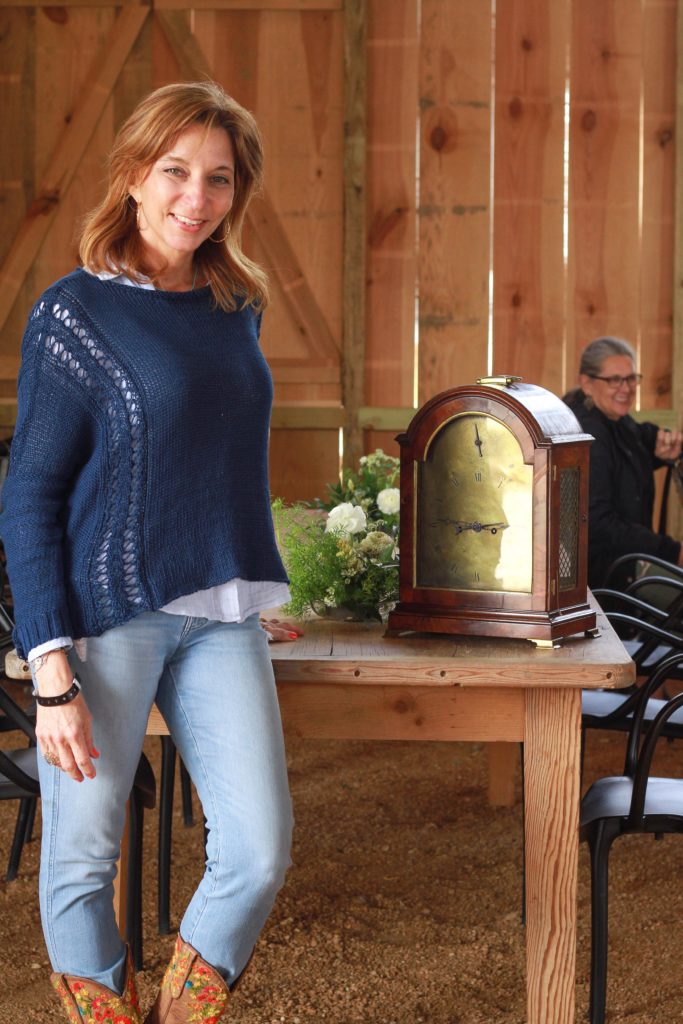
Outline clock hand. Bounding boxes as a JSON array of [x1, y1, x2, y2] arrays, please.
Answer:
[[430, 518, 477, 533], [474, 423, 484, 458], [480, 521, 509, 533]]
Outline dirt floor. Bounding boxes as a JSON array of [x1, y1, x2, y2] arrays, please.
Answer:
[[1, 703, 682, 1023]]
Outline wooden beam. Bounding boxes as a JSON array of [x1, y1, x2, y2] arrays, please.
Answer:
[[155, 9, 340, 366], [248, 192, 341, 363], [342, 0, 367, 468], [271, 405, 344, 429], [0, 4, 150, 335], [0, 0, 341, 6], [155, 0, 342, 8], [153, 8, 209, 78], [357, 405, 413, 431], [0, 0, 126, 5]]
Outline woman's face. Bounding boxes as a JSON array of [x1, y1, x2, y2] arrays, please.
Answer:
[[130, 123, 235, 269], [579, 353, 638, 420]]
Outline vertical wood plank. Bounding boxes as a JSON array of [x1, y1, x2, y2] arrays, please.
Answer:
[[492, 0, 568, 395], [524, 687, 581, 1024], [640, 0, 676, 410], [34, 6, 117, 293], [567, 1, 642, 384], [193, 6, 344, 497], [365, 0, 418, 456], [342, 0, 367, 468], [269, 428, 340, 503], [671, 0, 683, 543], [0, 5, 148, 348], [113, 13, 152, 130], [418, 0, 492, 401], [0, 6, 34, 390]]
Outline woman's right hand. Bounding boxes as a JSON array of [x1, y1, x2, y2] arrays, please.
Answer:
[[33, 650, 99, 782]]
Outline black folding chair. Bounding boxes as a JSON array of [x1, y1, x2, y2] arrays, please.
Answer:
[[581, 652, 683, 1024]]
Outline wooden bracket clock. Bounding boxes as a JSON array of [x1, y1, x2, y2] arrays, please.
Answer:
[[387, 376, 597, 643]]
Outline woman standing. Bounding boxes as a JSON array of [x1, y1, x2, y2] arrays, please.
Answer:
[[564, 336, 683, 589], [0, 81, 293, 1023]]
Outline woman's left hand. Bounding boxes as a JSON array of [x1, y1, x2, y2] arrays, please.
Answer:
[[655, 428, 683, 461], [260, 618, 304, 642]]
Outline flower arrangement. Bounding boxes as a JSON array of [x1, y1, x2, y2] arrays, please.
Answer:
[[273, 449, 400, 621]]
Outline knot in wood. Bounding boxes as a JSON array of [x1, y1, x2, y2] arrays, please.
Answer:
[[394, 697, 414, 715], [44, 6, 68, 23], [511, 291, 522, 308], [658, 128, 673, 148], [587, 302, 596, 315], [28, 191, 60, 217], [430, 124, 448, 152], [425, 107, 458, 154], [521, 37, 533, 51], [655, 373, 671, 397], [368, 206, 407, 248], [581, 109, 597, 133], [509, 97, 523, 120]]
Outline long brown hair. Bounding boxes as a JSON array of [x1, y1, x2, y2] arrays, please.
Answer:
[[79, 81, 268, 311]]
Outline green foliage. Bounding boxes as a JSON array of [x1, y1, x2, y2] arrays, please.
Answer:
[[313, 449, 400, 525], [273, 450, 400, 621]]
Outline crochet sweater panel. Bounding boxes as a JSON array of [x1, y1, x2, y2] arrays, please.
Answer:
[[1, 269, 287, 658]]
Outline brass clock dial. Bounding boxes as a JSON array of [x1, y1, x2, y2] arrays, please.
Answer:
[[415, 412, 533, 592]]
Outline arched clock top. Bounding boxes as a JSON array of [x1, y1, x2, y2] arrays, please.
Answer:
[[397, 380, 592, 458]]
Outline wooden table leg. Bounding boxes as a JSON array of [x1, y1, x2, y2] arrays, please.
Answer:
[[524, 688, 581, 1024], [487, 742, 518, 806], [112, 800, 130, 939]]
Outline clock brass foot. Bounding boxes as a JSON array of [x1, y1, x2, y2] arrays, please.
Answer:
[[529, 638, 561, 649], [584, 627, 602, 639]]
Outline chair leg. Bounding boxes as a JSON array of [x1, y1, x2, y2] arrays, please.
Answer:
[[519, 741, 526, 927], [126, 792, 145, 972], [180, 758, 194, 827], [158, 736, 176, 935], [587, 819, 620, 1024], [6, 797, 35, 881], [24, 797, 37, 844]]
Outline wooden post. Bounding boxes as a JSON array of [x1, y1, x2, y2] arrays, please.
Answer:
[[673, 0, 683, 540], [524, 687, 581, 1024], [342, 0, 367, 469]]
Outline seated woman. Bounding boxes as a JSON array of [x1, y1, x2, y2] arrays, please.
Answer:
[[564, 336, 683, 590]]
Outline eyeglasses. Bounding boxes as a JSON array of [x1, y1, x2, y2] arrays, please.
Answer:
[[587, 373, 643, 390]]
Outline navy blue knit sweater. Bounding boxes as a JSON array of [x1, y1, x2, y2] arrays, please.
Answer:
[[1, 268, 287, 658]]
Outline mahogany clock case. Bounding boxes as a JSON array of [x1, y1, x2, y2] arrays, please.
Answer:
[[387, 381, 597, 642]]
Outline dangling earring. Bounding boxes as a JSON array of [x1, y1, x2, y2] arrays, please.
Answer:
[[128, 196, 143, 230], [209, 220, 230, 244]]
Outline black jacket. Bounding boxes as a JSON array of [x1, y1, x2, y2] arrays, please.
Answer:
[[565, 393, 681, 589]]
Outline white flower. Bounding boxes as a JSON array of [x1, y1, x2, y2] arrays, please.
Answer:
[[377, 487, 400, 516], [325, 502, 367, 535]]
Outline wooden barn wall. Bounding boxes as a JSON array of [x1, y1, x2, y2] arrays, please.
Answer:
[[0, 0, 679, 504]]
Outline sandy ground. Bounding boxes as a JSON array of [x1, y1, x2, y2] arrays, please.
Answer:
[[1, 709, 682, 1023]]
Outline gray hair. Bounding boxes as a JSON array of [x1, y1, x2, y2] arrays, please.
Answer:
[[579, 336, 636, 377]]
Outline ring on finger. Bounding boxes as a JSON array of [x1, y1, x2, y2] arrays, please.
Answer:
[[43, 749, 62, 768]]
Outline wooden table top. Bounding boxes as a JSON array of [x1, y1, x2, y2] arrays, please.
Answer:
[[4, 596, 633, 693], [269, 597, 634, 691]]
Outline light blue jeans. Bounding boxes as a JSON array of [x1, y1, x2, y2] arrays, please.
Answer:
[[37, 611, 293, 994]]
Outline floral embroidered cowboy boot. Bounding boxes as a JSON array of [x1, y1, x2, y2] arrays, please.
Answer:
[[51, 946, 142, 1024], [145, 935, 232, 1024]]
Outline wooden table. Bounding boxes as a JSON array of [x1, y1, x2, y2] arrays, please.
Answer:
[[140, 599, 632, 1024]]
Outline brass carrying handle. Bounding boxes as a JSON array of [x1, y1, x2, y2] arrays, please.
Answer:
[[476, 375, 523, 387]]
